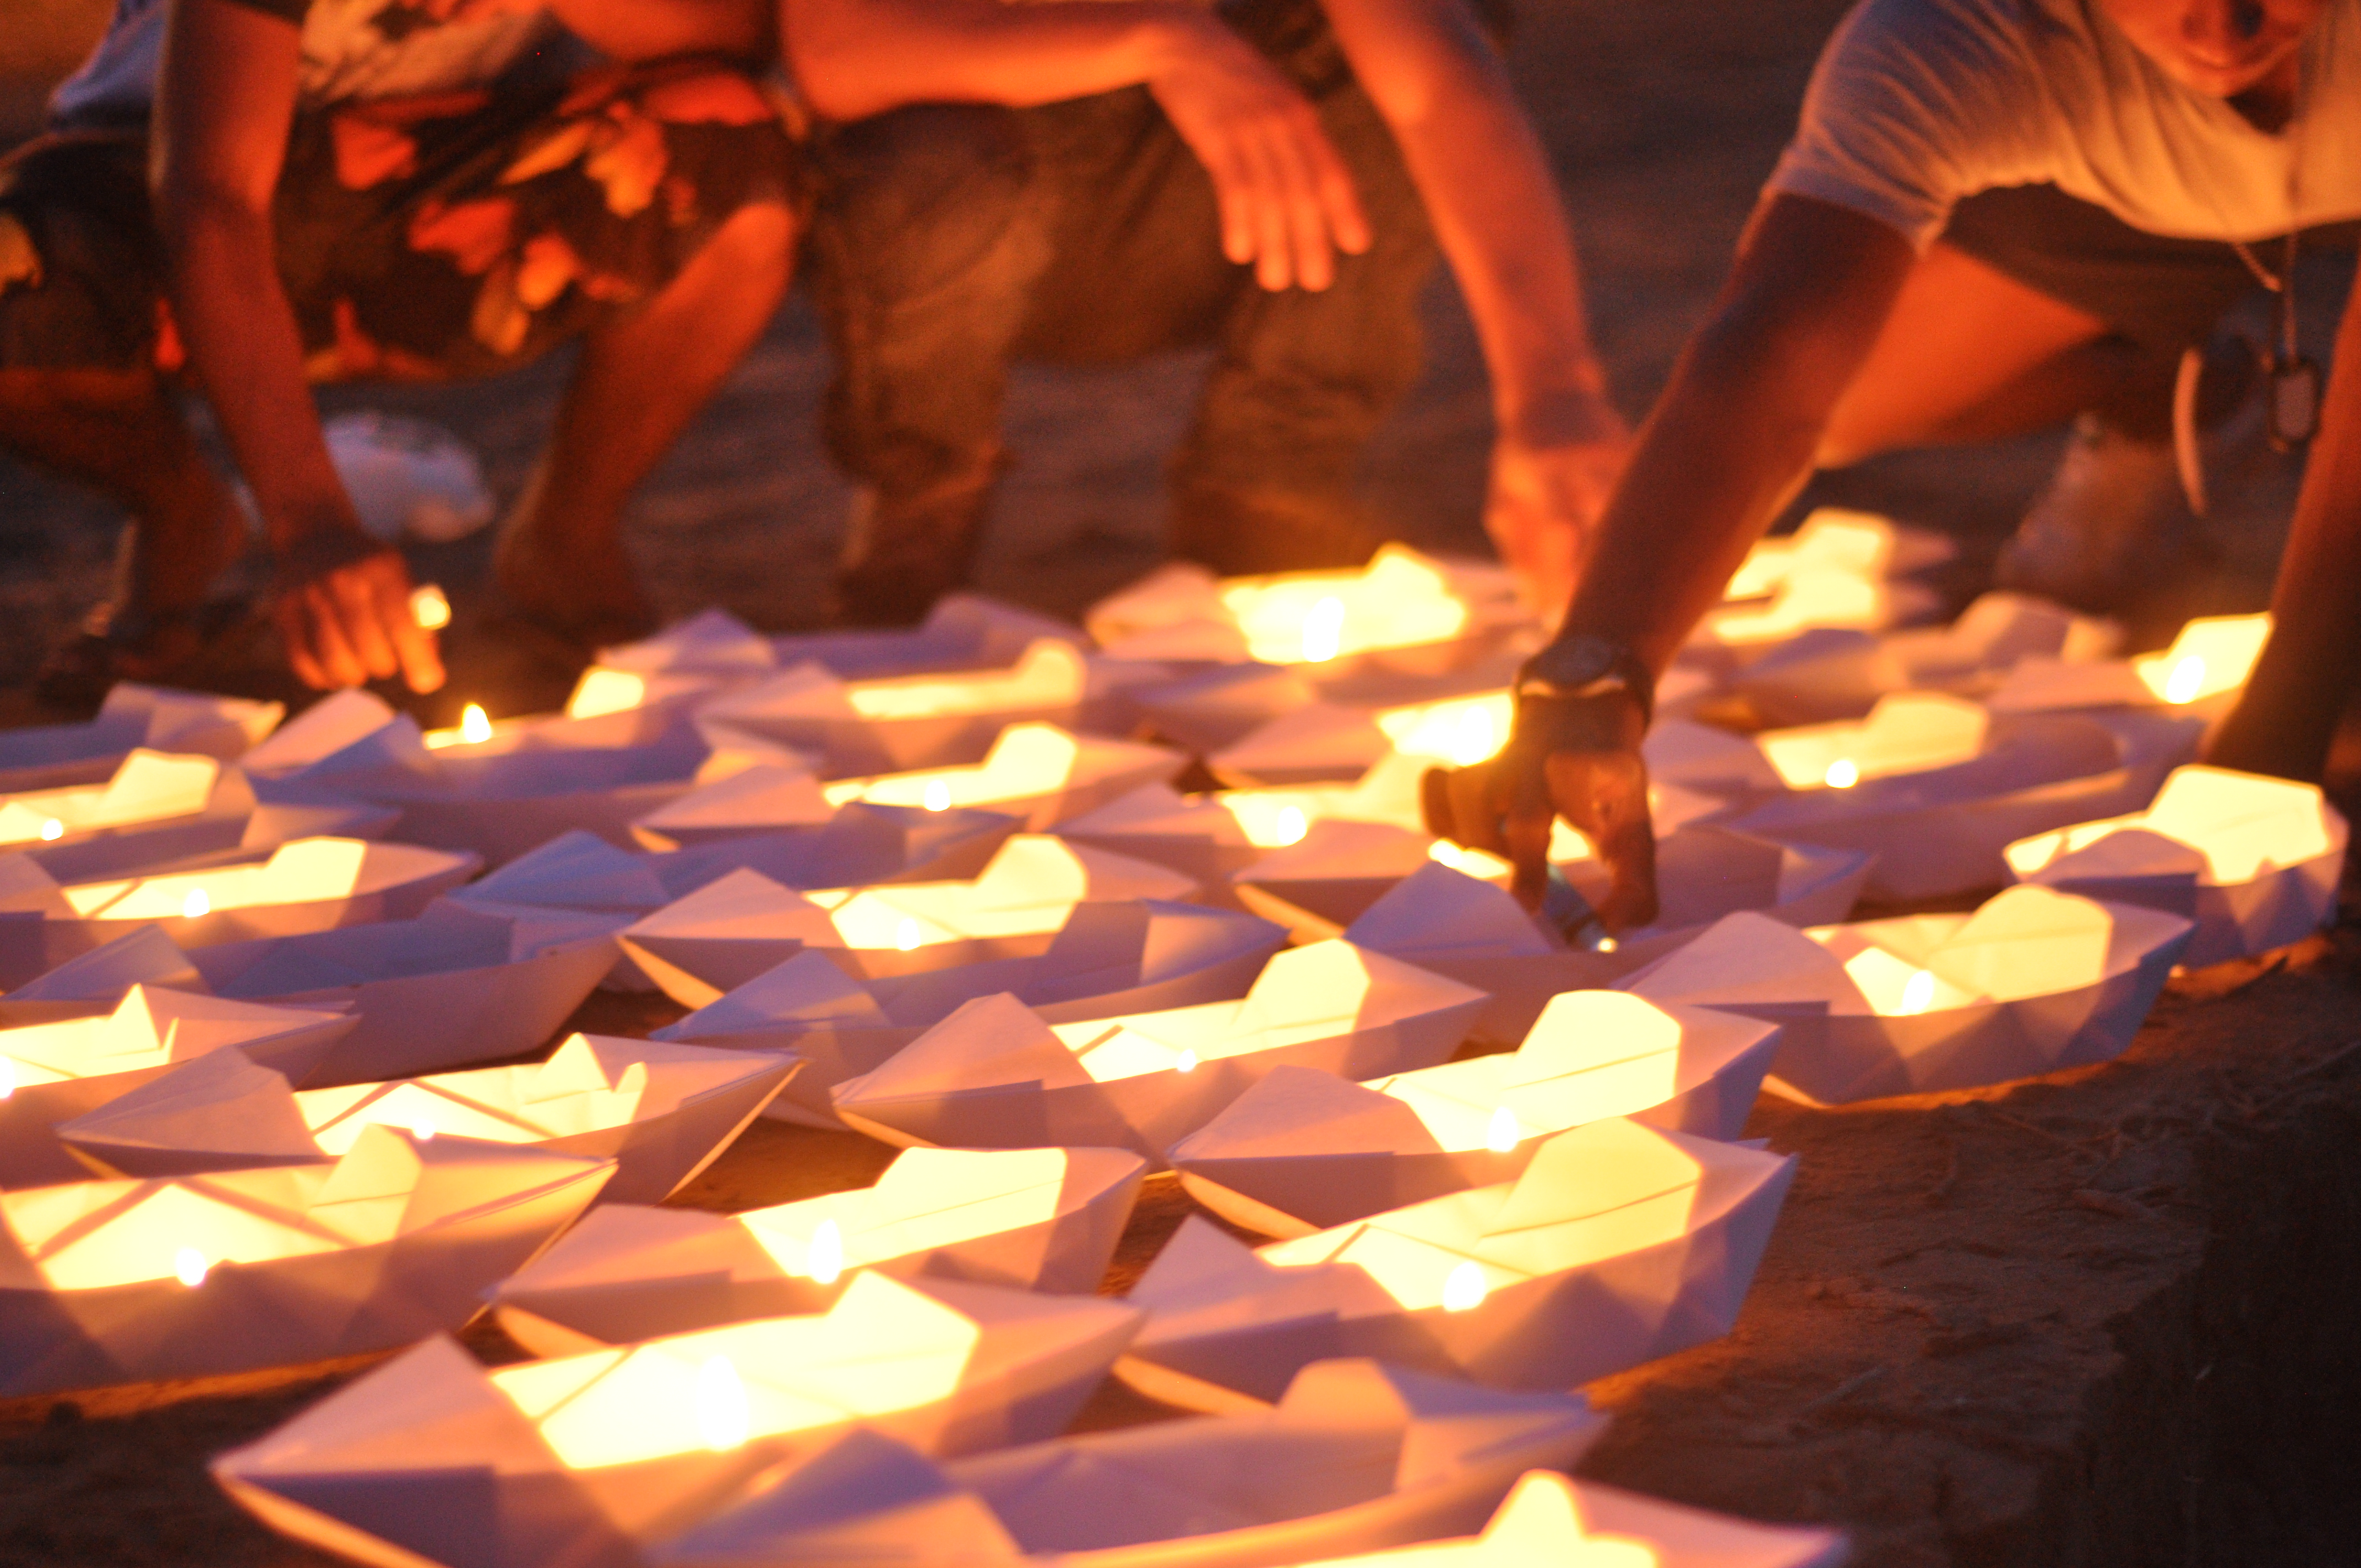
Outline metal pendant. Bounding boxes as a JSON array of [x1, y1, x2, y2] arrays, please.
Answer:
[[2267, 355, 2321, 451]]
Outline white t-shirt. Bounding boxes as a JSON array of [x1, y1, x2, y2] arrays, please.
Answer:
[[1767, 0, 2361, 249]]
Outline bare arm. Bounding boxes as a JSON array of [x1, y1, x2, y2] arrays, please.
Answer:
[[1320, 0, 1623, 604], [154, 0, 440, 691], [1426, 194, 1914, 922], [545, 0, 771, 64], [782, 0, 1367, 290], [2205, 285, 2361, 782]]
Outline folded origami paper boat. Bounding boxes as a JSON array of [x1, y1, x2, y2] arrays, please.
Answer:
[[1722, 507, 1954, 603], [491, 1144, 1146, 1355], [56, 1032, 792, 1203], [0, 924, 206, 1028], [188, 902, 618, 1084], [621, 835, 1198, 1006], [0, 836, 481, 986], [818, 724, 1185, 832], [1170, 990, 1783, 1236], [1727, 591, 2119, 728], [1985, 611, 2271, 715], [1279, 1468, 1847, 1568], [627, 764, 836, 848], [833, 941, 1487, 1163], [0, 748, 241, 857], [0, 683, 280, 796], [0, 1124, 611, 1397], [213, 1271, 1144, 1567], [0, 984, 354, 1187], [697, 639, 1090, 777], [1121, 1118, 1795, 1404], [2004, 764, 2348, 968], [1712, 707, 2204, 901], [1210, 687, 1514, 788], [1623, 886, 2193, 1103], [654, 1358, 1605, 1568], [657, 900, 1290, 1128]]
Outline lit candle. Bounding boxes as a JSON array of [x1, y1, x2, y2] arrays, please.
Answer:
[[1301, 596, 1346, 663], [37, 818, 61, 842], [806, 1217, 844, 1286], [1486, 1104, 1520, 1155], [1272, 805, 1307, 846], [460, 704, 492, 744], [1823, 759, 1860, 789], [893, 917, 921, 952], [409, 582, 453, 631], [1899, 969, 1936, 1016], [411, 1121, 437, 1142], [922, 778, 951, 813], [1174, 1048, 1198, 1074], [2163, 655, 2206, 705], [175, 1248, 209, 1288], [695, 1355, 750, 1452], [1442, 1260, 1488, 1312], [0, 1058, 14, 1100], [182, 887, 210, 919]]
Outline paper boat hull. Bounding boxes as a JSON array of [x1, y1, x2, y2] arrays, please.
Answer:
[[2031, 856, 2340, 970], [0, 1164, 607, 1397], [836, 1001, 1486, 1167], [542, 1057, 798, 1205]]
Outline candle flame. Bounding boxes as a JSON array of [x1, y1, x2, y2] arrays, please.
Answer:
[[893, 916, 921, 952], [694, 1354, 750, 1452], [37, 818, 61, 842], [1593, 934, 1619, 954], [182, 888, 210, 919], [411, 1121, 437, 1142], [1174, 1048, 1198, 1074], [1823, 758, 1859, 789], [1442, 1260, 1488, 1312], [175, 1248, 209, 1288], [922, 778, 951, 813], [1899, 968, 1936, 1016], [806, 1217, 844, 1285], [1486, 1104, 1520, 1154], [461, 704, 492, 744], [409, 582, 452, 631], [2163, 655, 2206, 705], [1301, 596, 1346, 663], [1272, 805, 1307, 846]]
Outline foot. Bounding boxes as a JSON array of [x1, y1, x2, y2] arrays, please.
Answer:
[[833, 470, 998, 628], [1993, 414, 2216, 614], [1167, 478, 1375, 578], [34, 508, 259, 712], [492, 507, 658, 654]]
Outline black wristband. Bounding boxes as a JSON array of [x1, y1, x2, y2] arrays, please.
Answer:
[[1513, 634, 1654, 727]]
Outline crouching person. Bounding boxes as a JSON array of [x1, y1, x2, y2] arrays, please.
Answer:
[[0, 0, 801, 699]]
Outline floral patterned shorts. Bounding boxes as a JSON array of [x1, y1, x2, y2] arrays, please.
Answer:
[[0, 56, 802, 382]]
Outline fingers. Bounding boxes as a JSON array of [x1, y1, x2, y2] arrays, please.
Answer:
[[275, 548, 444, 693], [1260, 114, 1335, 291], [1299, 117, 1368, 259], [372, 562, 447, 694], [1546, 750, 1660, 931]]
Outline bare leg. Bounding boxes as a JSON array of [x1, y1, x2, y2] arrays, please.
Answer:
[[0, 367, 248, 665], [494, 199, 797, 642]]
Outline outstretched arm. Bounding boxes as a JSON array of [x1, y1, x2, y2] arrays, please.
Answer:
[[1426, 193, 1914, 923], [154, 0, 441, 692], [1319, 0, 1623, 609], [2205, 287, 2361, 782], [781, 0, 1367, 291]]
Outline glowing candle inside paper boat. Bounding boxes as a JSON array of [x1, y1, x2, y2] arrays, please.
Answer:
[[817, 725, 1184, 831], [0, 750, 223, 847], [52, 837, 472, 934], [1301, 596, 1347, 663], [1377, 692, 1513, 767], [2004, 764, 2348, 967], [1220, 548, 1478, 665], [1722, 507, 1950, 601], [1756, 692, 1990, 791], [175, 1246, 208, 1287], [697, 1355, 750, 1452], [2132, 613, 2271, 705]]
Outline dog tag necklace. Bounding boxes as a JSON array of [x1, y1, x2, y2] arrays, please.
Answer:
[[2229, 231, 2318, 450]]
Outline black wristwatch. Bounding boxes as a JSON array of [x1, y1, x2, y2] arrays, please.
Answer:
[[1512, 634, 1655, 727]]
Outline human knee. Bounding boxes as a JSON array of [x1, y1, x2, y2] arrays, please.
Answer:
[[811, 105, 1034, 296]]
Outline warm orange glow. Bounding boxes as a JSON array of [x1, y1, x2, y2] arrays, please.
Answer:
[[1441, 1260, 1488, 1311], [1217, 548, 1476, 664], [182, 888, 211, 919], [845, 640, 1086, 722], [1377, 993, 1690, 1152], [1759, 692, 1989, 790], [568, 667, 651, 720], [695, 1355, 749, 1452], [0, 750, 222, 846], [1378, 694, 1511, 767], [2131, 614, 2270, 705], [2006, 764, 2341, 886], [175, 1246, 208, 1287], [407, 583, 452, 631], [461, 704, 493, 744]]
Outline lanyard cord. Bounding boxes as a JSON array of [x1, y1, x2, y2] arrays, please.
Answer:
[[2227, 231, 2302, 362]]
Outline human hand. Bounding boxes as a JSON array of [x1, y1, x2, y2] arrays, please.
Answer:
[[1484, 396, 1631, 622], [272, 526, 445, 693], [1149, 21, 1369, 292], [1421, 686, 1657, 931]]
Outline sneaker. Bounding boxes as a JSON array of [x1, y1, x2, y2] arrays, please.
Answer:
[[1993, 414, 2215, 613]]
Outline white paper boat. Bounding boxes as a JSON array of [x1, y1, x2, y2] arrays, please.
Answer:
[[491, 1145, 1146, 1354], [1985, 612, 2271, 715], [621, 836, 1199, 1006], [1722, 508, 1954, 602], [0, 684, 280, 796], [655, 1359, 1605, 1568], [2004, 764, 2348, 968], [0, 985, 355, 1187], [762, 596, 1089, 682], [214, 1272, 1144, 1566], [0, 1124, 611, 1396], [1697, 510, 1950, 652], [1056, 755, 1433, 891], [698, 640, 1090, 777], [1088, 546, 1531, 669], [56, 1032, 792, 1204], [819, 725, 1186, 833], [1171, 990, 1783, 1236], [1728, 592, 2119, 727], [0, 836, 481, 986], [188, 902, 619, 1084], [1624, 885, 2193, 1103], [630, 764, 837, 848], [1119, 662, 1328, 754], [832, 941, 1488, 1164], [0, 924, 209, 1032], [1210, 688, 1516, 788], [1121, 1118, 1795, 1404], [1279, 1468, 1847, 1568], [1714, 707, 2204, 901], [0, 747, 237, 852]]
